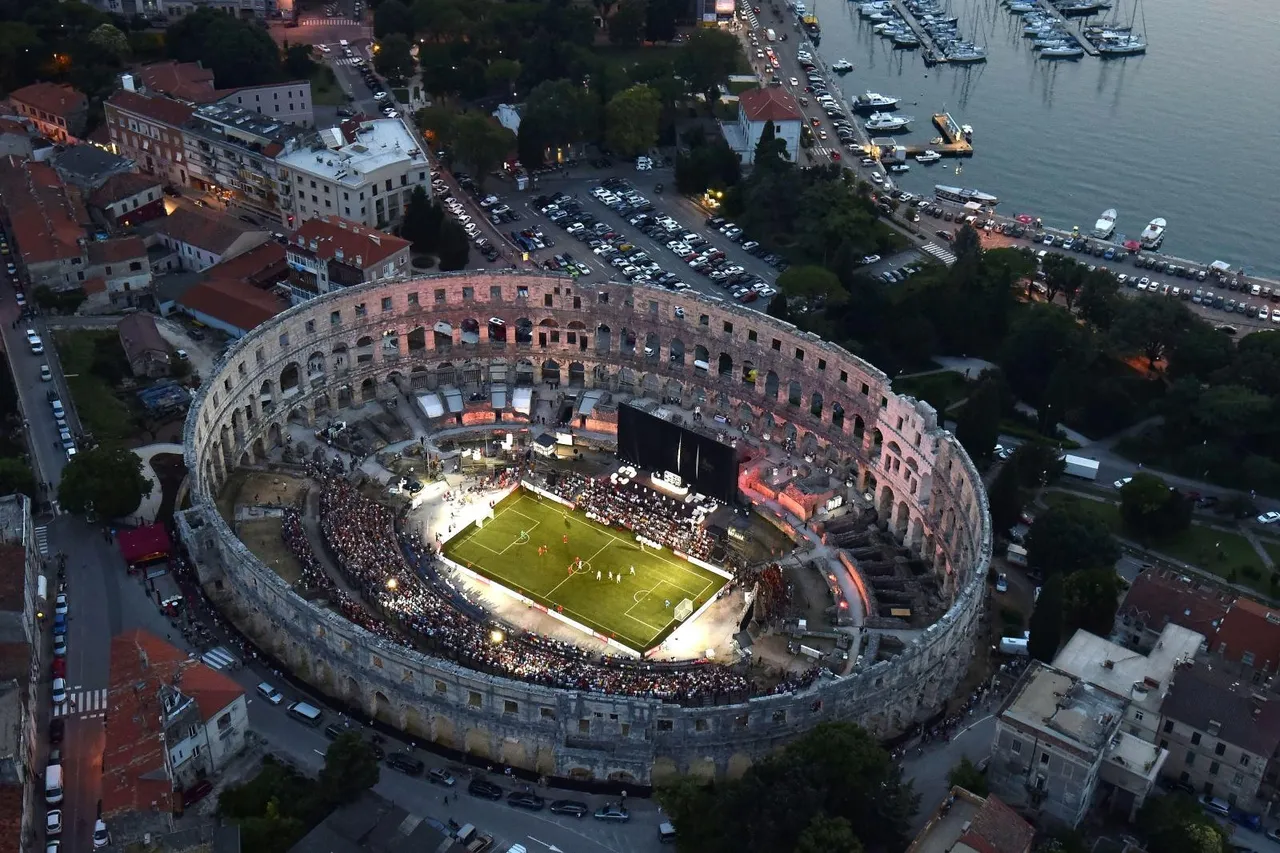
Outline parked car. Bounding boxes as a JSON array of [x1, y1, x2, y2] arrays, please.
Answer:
[[427, 768, 456, 787], [507, 791, 546, 811], [594, 803, 630, 822], [385, 753, 425, 776], [549, 800, 589, 818], [468, 778, 503, 800]]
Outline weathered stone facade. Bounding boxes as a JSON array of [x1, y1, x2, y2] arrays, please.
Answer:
[[178, 271, 992, 784]]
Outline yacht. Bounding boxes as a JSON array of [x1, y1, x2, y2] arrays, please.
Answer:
[[1040, 44, 1085, 57], [892, 32, 921, 47], [852, 92, 900, 113], [888, 163, 911, 173], [832, 59, 854, 72], [1097, 35, 1147, 55], [915, 150, 942, 164], [1140, 217, 1167, 250], [1092, 209, 1117, 239], [946, 45, 988, 62], [865, 112, 913, 132], [934, 185, 999, 205]]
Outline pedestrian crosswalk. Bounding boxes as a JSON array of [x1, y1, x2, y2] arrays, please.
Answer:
[[920, 242, 958, 266], [298, 15, 361, 25], [332, 57, 365, 67], [34, 525, 49, 557], [53, 688, 108, 719]]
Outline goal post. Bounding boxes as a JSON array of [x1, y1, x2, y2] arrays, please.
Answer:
[[673, 598, 694, 622]]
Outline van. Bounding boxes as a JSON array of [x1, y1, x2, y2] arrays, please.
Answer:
[[456, 824, 478, 845], [45, 764, 63, 804], [256, 682, 284, 705], [339, 39, 349, 47], [658, 822, 677, 844], [287, 701, 323, 726]]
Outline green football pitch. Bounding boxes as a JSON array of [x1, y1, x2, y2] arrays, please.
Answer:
[[442, 489, 729, 651]]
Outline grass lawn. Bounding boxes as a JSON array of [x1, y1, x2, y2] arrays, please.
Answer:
[[1044, 492, 1269, 588], [892, 371, 971, 414], [443, 490, 728, 651], [310, 65, 348, 106], [54, 330, 139, 442]]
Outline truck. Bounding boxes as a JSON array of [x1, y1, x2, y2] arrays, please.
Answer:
[[1061, 454, 1099, 481]]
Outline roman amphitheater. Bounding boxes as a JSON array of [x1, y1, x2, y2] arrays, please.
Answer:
[[177, 270, 991, 785]]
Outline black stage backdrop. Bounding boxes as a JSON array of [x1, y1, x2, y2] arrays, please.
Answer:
[[616, 404, 738, 503]]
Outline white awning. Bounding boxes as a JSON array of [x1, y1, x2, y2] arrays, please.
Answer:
[[443, 387, 463, 414], [416, 393, 444, 418], [491, 387, 507, 409], [512, 387, 533, 415], [578, 389, 604, 418]]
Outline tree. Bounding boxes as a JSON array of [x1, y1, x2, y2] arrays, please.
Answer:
[[795, 815, 864, 853], [955, 378, 1002, 463], [776, 265, 848, 315], [1041, 253, 1085, 307], [166, 9, 283, 89], [1010, 441, 1065, 489], [645, 0, 683, 42], [414, 105, 458, 147], [517, 79, 598, 167], [1062, 568, 1124, 638], [1119, 472, 1192, 539], [676, 28, 741, 106], [283, 43, 317, 79], [674, 141, 741, 196], [58, 444, 152, 520], [753, 119, 790, 171], [1024, 502, 1119, 578], [766, 291, 791, 322], [1111, 297, 1195, 370], [609, 0, 648, 46], [0, 458, 36, 498], [1076, 268, 1121, 331], [374, 33, 415, 80], [484, 58, 521, 97], [1028, 571, 1064, 662], [399, 187, 439, 251], [319, 732, 380, 806], [436, 219, 470, 271], [374, 0, 415, 38], [450, 112, 514, 187], [999, 302, 1093, 409], [604, 85, 661, 158], [1138, 793, 1229, 853], [987, 463, 1022, 537], [947, 756, 989, 797], [87, 22, 129, 62]]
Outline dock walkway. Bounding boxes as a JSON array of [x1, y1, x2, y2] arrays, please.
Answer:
[[1032, 0, 1100, 55], [888, 0, 948, 63]]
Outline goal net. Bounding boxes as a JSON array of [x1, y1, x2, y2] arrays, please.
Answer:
[[673, 598, 694, 622]]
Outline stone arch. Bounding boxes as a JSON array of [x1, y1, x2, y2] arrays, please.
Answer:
[[665, 378, 684, 400], [432, 321, 453, 351], [537, 318, 557, 348], [372, 689, 394, 724], [355, 335, 375, 364], [542, 359, 561, 385], [787, 379, 803, 407], [306, 351, 327, 379], [403, 706, 429, 739], [895, 500, 910, 539], [644, 332, 660, 362], [619, 327, 636, 356], [385, 370, 406, 395], [607, 770, 637, 784], [514, 317, 533, 345], [651, 757, 679, 785], [313, 659, 333, 692], [726, 752, 753, 780], [742, 361, 756, 386], [617, 366, 636, 394], [516, 358, 534, 384], [460, 317, 481, 345], [737, 402, 754, 423], [887, 440, 902, 456], [331, 343, 349, 372], [267, 422, 282, 449], [642, 372, 662, 396], [436, 362, 456, 386], [464, 727, 492, 760], [669, 338, 685, 365], [878, 484, 895, 519], [535, 746, 556, 775], [872, 428, 884, 451], [279, 362, 301, 395], [693, 344, 710, 367], [382, 329, 400, 356], [765, 370, 780, 400], [853, 413, 866, 439], [568, 361, 586, 386], [487, 317, 508, 343], [406, 326, 426, 352], [343, 673, 362, 703], [687, 757, 717, 780], [359, 376, 376, 401], [433, 714, 457, 748], [717, 352, 733, 378], [595, 323, 612, 354], [259, 378, 275, 404], [810, 390, 824, 419], [500, 740, 529, 770], [336, 384, 353, 407], [832, 401, 845, 429]]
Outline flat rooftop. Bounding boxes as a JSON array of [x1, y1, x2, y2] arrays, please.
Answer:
[[277, 120, 426, 185], [1004, 663, 1126, 752], [0, 495, 27, 546], [1105, 731, 1164, 783], [189, 102, 298, 145], [1053, 624, 1204, 712]]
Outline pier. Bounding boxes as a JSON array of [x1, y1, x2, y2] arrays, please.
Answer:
[[888, 0, 947, 63], [1032, 0, 1100, 55]]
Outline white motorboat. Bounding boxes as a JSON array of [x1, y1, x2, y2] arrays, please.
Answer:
[[1040, 44, 1085, 57], [865, 112, 913, 132], [934, 184, 999, 205], [1092, 209, 1117, 239], [852, 91, 900, 113], [889, 163, 910, 173], [1140, 217, 1166, 249], [915, 150, 942, 164]]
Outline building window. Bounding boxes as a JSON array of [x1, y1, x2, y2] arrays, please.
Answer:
[[381, 296, 393, 312], [1216, 742, 1226, 756], [504, 700, 518, 714], [407, 292, 419, 306], [1240, 755, 1251, 767], [468, 691, 482, 707], [1210, 761, 1220, 776], [1011, 739, 1022, 755], [1234, 773, 1245, 786], [699, 314, 709, 327], [330, 310, 341, 326], [434, 679, 447, 693], [1186, 751, 1195, 766], [723, 320, 733, 333], [355, 303, 367, 317], [1164, 720, 1175, 733], [1039, 752, 1049, 765], [491, 285, 502, 300], [217, 712, 232, 731], [795, 347, 804, 360], [1243, 651, 1256, 666], [748, 329, 757, 342], [1191, 732, 1202, 745], [279, 332, 289, 348], [305, 320, 315, 335], [1135, 711, 1144, 721]]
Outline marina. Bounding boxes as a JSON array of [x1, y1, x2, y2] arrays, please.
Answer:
[[1028, 0, 1099, 56], [886, 0, 947, 63]]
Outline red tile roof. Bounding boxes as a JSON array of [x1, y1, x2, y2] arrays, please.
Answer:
[[117, 313, 169, 362], [89, 172, 163, 208], [155, 206, 255, 255], [88, 236, 148, 266], [293, 216, 410, 270], [9, 82, 86, 120], [1212, 597, 1280, 670], [207, 240, 287, 284], [738, 87, 802, 123], [0, 156, 89, 265], [137, 61, 218, 104], [1119, 568, 1232, 641], [0, 784, 22, 853], [83, 276, 108, 295], [106, 90, 194, 130], [179, 277, 288, 333], [959, 795, 1035, 853], [103, 630, 245, 817], [0, 118, 27, 136]]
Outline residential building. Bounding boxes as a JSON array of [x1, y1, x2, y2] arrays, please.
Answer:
[[287, 790, 453, 853], [285, 215, 410, 301], [149, 206, 271, 273], [103, 630, 248, 834], [51, 144, 136, 193], [906, 787, 1034, 853], [8, 83, 87, 144], [222, 82, 314, 129], [1158, 662, 1280, 807], [1052, 624, 1206, 745], [86, 237, 153, 311], [88, 172, 167, 229], [721, 87, 802, 165], [0, 494, 40, 853], [0, 156, 91, 291], [0, 117, 33, 159], [132, 63, 314, 127], [133, 62, 218, 105], [184, 102, 298, 221], [104, 89, 195, 187], [1114, 568, 1232, 653], [1210, 597, 1280, 674], [173, 241, 290, 337], [988, 661, 1164, 827], [274, 119, 432, 231], [118, 314, 172, 379]]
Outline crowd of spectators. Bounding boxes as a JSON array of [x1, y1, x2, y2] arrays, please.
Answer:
[[543, 472, 716, 561]]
